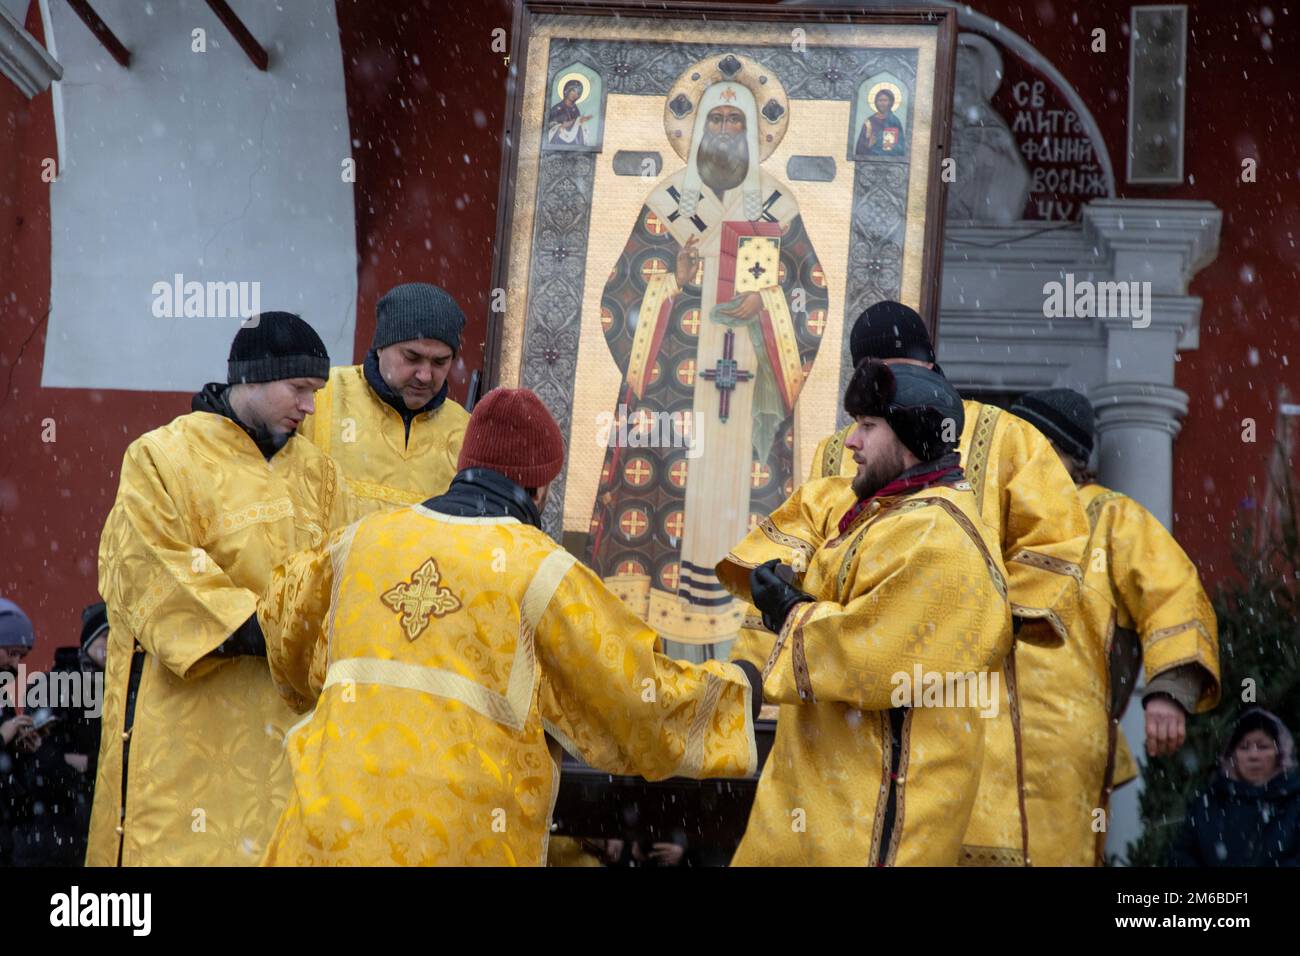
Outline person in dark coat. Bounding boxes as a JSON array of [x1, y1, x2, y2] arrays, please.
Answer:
[[1170, 707, 1300, 866], [8, 602, 107, 866], [64, 602, 107, 784], [1, 599, 40, 866]]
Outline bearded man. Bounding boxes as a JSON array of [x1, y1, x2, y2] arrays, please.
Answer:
[[588, 78, 826, 660], [717, 361, 1012, 865]]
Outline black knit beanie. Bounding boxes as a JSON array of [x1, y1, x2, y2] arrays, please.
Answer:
[[80, 601, 108, 650], [849, 300, 936, 367], [1010, 389, 1095, 462], [372, 283, 466, 354], [227, 312, 330, 385]]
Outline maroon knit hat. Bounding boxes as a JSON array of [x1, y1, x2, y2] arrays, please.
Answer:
[[457, 388, 565, 488]]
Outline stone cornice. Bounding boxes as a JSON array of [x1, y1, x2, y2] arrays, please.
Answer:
[[1083, 200, 1223, 283], [942, 203, 1218, 357], [944, 222, 1103, 266], [0, 3, 60, 98], [1096, 295, 1204, 351]]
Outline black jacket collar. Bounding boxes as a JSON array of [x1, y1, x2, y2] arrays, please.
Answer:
[[191, 382, 289, 461], [423, 468, 543, 529], [363, 349, 447, 444], [893, 452, 963, 486]]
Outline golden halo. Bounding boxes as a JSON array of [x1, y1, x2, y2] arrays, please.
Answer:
[[866, 81, 904, 112], [555, 71, 591, 105], [662, 53, 789, 163]]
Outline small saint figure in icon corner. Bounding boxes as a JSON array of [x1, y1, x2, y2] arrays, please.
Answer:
[[854, 87, 907, 158], [547, 78, 595, 147]]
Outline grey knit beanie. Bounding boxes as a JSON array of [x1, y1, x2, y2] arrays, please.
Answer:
[[0, 598, 34, 651], [372, 283, 466, 354]]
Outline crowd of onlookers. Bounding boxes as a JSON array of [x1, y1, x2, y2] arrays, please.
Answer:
[[1, 593, 1296, 866], [0, 599, 106, 866]]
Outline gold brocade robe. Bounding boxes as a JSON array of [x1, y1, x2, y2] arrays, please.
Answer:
[[1017, 483, 1221, 866], [257, 505, 757, 867], [810, 400, 1088, 636], [89, 413, 353, 866], [807, 401, 1089, 863], [298, 364, 469, 516], [718, 478, 1013, 866]]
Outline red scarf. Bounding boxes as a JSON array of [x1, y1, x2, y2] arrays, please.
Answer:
[[836, 462, 963, 535]]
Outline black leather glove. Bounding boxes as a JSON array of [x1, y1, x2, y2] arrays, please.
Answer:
[[750, 559, 814, 634], [733, 660, 764, 720], [209, 613, 267, 659]]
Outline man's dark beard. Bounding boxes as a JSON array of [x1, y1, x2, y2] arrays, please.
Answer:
[[697, 130, 749, 192], [851, 447, 907, 500]]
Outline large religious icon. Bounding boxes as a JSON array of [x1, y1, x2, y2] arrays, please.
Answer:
[[489, 3, 956, 660], [850, 72, 911, 161], [582, 56, 829, 656]]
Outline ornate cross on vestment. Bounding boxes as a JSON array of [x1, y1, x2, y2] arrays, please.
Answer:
[[381, 557, 462, 641], [701, 329, 753, 423]]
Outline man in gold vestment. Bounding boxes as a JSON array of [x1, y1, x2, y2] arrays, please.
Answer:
[[719, 362, 1012, 865], [298, 283, 470, 515], [1008, 389, 1221, 865], [89, 313, 354, 866], [258, 389, 761, 866], [758, 301, 1088, 865]]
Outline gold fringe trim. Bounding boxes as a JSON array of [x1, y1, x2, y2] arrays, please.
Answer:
[[959, 844, 1027, 867]]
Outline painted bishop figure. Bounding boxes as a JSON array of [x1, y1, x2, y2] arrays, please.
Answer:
[[587, 60, 827, 659]]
